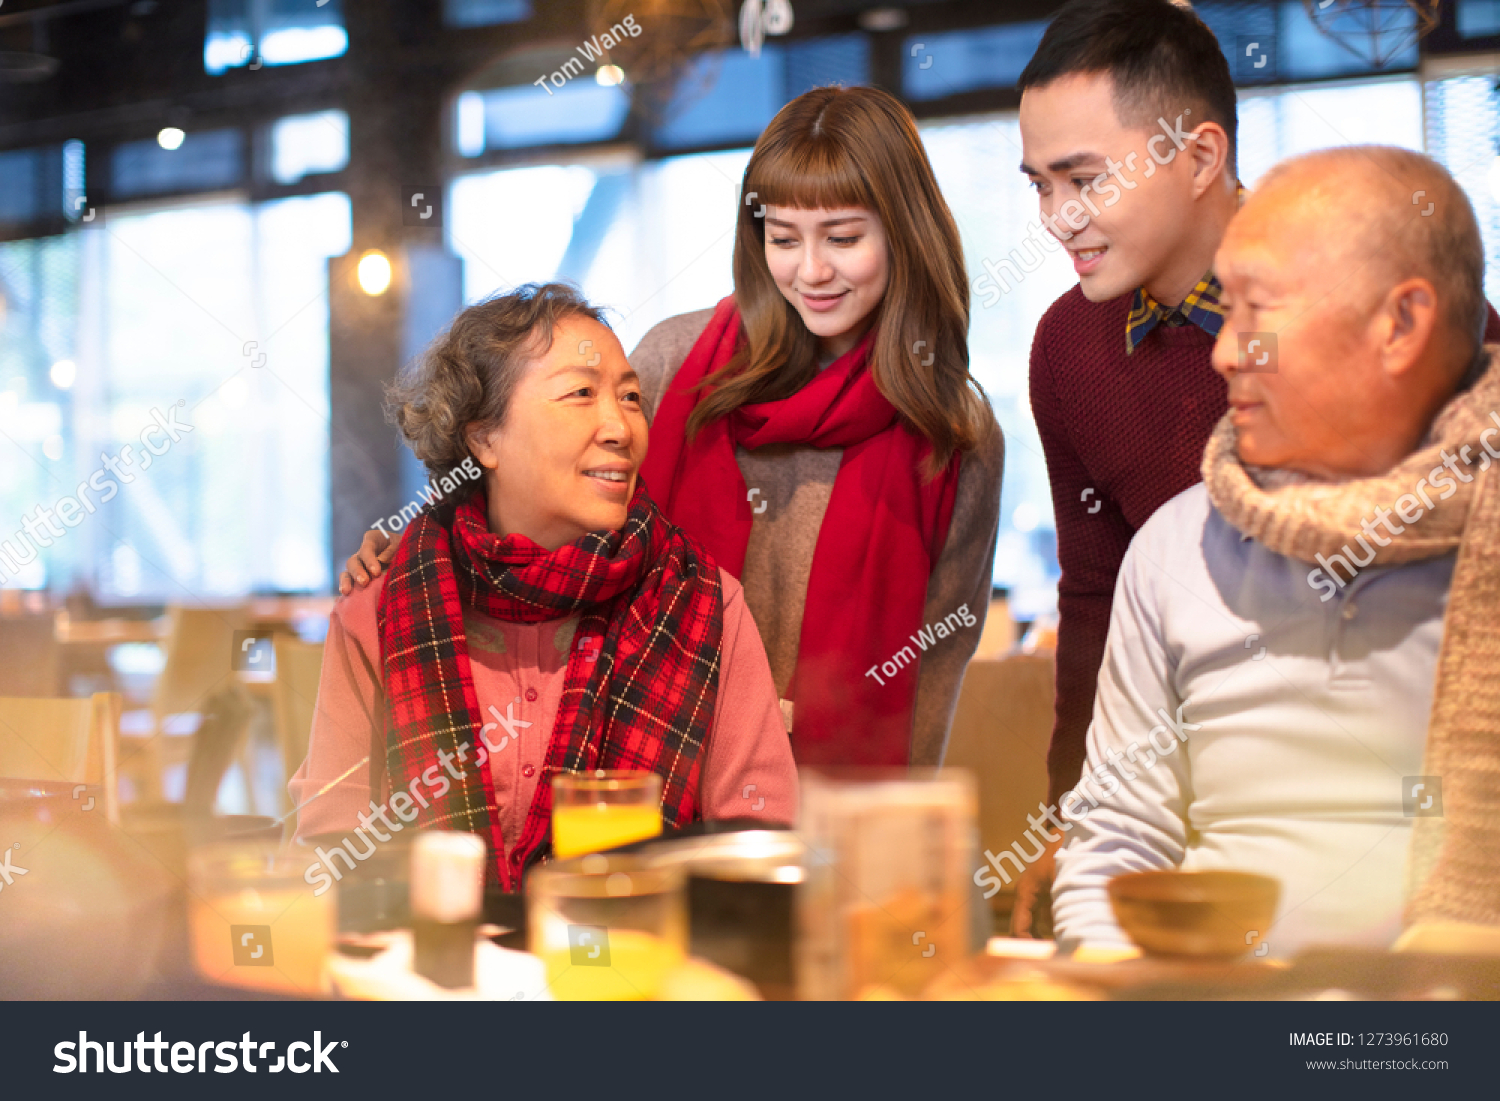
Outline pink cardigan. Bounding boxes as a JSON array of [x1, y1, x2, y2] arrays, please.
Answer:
[[290, 567, 798, 850]]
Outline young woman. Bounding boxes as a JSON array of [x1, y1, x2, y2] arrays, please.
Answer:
[[295, 284, 796, 888], [344, 86, 1003, 769]]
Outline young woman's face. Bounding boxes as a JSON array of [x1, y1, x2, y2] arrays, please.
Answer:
[[465, 316, 646, 551], [763, 205, 890, 360]]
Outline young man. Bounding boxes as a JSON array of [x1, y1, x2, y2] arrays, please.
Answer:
[[1012, 0, 1500, 933], [1052, 146, 1500, 952]]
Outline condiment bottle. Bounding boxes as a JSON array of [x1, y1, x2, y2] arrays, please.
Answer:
[[411, 830, 486, 989]]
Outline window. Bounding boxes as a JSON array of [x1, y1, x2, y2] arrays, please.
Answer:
[[449, 148, 748, 356], [205, 0, 347, 76], [14, 192, 354, 599], [443, 0, 531, 27], [0, 235, 79, 589], [653, 36, 871, 150], [1457, 0, 1500, 38], [1196, 1, 1419, 85], [270, 110, 350, 185], [902, 22, 1049, 102], [1425, 74, 1500, 310], [1236, 75, 1423, 186], [459, 82, 632, 153], [111, 129, 244, 201], [0, 144, 68, 232]]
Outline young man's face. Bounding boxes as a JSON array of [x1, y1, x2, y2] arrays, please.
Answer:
[[1019, 72, 1204, 303]]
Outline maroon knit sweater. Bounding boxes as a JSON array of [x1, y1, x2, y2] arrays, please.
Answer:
[[1032, 287, 1500, 806], [1030, 287, 1222, 805]]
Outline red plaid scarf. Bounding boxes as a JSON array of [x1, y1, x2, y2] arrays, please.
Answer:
[[376, 483, 722, 890], [641, 296, 960, 766]]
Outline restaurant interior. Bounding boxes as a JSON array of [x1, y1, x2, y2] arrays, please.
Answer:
[[3, 0, 1500, 1006]]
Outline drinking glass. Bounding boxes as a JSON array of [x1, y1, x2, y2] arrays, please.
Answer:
[[551, 770, 662, 859], [187, 841, 335, 995], [527, 853, 685, 1000], [797, 768, 977, 999]]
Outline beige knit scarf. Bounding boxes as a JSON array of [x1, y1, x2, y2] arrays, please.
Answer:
[[1202, 349, 1500, 927]]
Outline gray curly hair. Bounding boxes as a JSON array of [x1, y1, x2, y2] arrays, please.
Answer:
[[386, 282, 609, 497]]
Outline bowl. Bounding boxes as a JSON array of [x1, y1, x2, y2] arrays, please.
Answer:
[[1107, 870, 1280, 959]]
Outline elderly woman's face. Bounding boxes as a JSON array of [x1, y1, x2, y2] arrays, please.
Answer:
[[466, 316, 646, 550]]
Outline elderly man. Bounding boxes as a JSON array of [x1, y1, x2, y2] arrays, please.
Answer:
[[1049, 146, 1500, 955]]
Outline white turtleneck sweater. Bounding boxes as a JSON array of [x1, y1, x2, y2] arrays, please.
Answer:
[[1051, 483, 1454, 957]]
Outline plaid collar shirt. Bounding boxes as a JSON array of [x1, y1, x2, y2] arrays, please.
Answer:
[[1125, 270, 1227, 354]]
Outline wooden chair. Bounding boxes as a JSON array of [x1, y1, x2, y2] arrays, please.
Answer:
[[0, 614, 61, 697], [127, 604, 250, 802], [0, 692, 122, 824], [942, 653, 1057, 933], [271, 634, 324, 788], [180, 633, 324, 819]]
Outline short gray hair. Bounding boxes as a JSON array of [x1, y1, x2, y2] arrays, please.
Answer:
[[1260, 146, 1486, 370], [386, 282, 608, 487]]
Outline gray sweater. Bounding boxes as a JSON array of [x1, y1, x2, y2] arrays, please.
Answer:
[[629, 308, 1004, 766]]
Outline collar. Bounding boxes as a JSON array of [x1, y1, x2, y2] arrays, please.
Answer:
[[1125, 270, 1227, 354]]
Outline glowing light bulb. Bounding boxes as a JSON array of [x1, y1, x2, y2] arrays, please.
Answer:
[[595, 65, 625, 86], [357, 250, 392, 296], [157, 127, 185, 150]]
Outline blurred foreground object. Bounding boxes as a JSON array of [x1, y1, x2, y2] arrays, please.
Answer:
[[551, 770, 663, 858], [528, 853, 686, 1000], [327, 928, 550, 1000], [0, 778, 169, 998], [1108, 870, 1281, 960], [636, 826, 801, 999], [797, 769, 976, 999], [1394, 922, 1500, 956], [0, 693, 120, 823], [410, 830, 486, 989], [187, 840, 335, 996]]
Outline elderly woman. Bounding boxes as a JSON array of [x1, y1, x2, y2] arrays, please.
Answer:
[[290, 284, 797, 889]]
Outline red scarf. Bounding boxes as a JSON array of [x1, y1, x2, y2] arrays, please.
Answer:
[[641, 296, 960, 766], [376, 484, 722, 890]]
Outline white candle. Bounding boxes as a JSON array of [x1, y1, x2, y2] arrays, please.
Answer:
[[411, 831, 486, 924]]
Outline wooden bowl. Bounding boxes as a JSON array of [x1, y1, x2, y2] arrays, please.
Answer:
[[1107, 870, 1281, 959]]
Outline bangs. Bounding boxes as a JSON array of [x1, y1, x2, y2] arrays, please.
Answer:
[[746, 135, 873, 212]]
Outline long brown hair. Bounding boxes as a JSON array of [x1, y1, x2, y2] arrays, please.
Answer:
[[685, 85, 992, 475]]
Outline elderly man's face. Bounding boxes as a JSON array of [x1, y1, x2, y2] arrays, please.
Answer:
[[1210, 191, 1387, 478], [467, 315, 646, 550]]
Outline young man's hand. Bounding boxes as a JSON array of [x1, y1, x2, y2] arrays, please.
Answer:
[[338, 529, 396, 594], [1010, 835, 1063, 937]]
